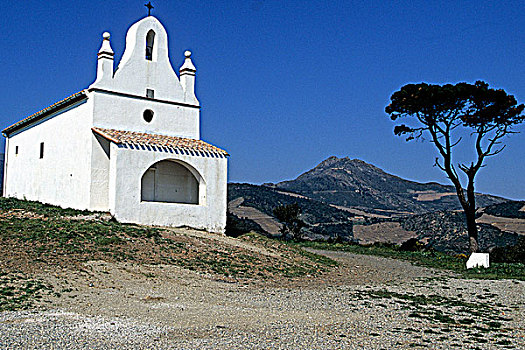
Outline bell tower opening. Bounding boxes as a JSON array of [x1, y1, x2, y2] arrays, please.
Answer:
[[145, 30, 155, 61]]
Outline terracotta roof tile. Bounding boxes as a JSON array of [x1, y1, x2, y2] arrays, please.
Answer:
[[92, 128, 229, 156], [3, 90, 88, 135]]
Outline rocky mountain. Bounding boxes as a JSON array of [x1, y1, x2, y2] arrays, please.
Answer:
[[273, 156, 506, 215]]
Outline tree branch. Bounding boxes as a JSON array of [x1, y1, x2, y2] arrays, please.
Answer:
[[434, 157, 446, 171]]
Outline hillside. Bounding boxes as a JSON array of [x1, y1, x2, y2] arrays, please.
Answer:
[[227, 158, 523, 252], [228, 183, 355, 241], [273, 156, 506, 215], [0, 198, 334, 287], [400, 211, 520, 253]]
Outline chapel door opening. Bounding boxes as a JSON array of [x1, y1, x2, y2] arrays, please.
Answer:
[[141, 160, 199, 204]]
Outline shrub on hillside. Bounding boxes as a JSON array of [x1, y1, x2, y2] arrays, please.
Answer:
[[225, 212, 264, 238], [273, 203, 306, 240], [490, 236, 525, 263], [484, 201, 525, 219], [400, 211, 519, 253], [399, 238, 426, 252], [309, 222, 354, 243]]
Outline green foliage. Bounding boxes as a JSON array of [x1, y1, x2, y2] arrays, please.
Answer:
[[399, 238, 427, 252], [164, 232, 337, 279], [0, 198, 337, 283], [0, 216, 159, 248], [310, 222, 354, 242], [0, 198, 162, 266], [0, 197, 93, 217], [386, 81, 525, 134], [352, 287, 516, 345], [0, 271, 53, 311], [273, 203, 305, 239]]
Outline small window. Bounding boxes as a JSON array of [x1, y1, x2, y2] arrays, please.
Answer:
[[15, 146, 19, 155], [146, 89, 154, 98], [146, 30, 155, 60], [143, 109, 154, 123], [39, 142, 44, 159]]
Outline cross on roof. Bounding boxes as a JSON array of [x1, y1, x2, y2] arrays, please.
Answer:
[[145, 2, 154, 16]]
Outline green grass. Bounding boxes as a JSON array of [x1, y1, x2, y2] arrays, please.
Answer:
[[0, 198, 162, 250], [295, 241, 525, 280]]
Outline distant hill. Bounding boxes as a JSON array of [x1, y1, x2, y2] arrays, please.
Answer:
[[272, 156, 506, 215], [227, 157, 520, 252], [483, 201, 525, 219]]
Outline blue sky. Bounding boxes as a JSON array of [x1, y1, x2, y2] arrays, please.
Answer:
[[1, 1, 524, 199]]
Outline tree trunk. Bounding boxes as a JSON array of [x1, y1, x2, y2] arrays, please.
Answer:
[[465, 172, 479, 254], [465, 208, 479, 253]]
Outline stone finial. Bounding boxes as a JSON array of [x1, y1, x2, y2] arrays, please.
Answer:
[[92, 31, 114, 87], [179, 50, 196, 74], [98, 32, 114, 57], [179, 50, 197, 102]]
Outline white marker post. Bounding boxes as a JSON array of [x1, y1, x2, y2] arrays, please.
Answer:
[[466, 253, 490, 269]]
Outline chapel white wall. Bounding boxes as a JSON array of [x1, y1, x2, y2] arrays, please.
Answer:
[[91, 91, 199, 139], [4, 100, 95, 210], [108, 143, 227, 233], [90, 133, 111, 210]]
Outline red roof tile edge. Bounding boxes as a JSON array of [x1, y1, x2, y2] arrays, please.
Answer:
[[2, 90, 88, 135], [92, 127, 229, 156]]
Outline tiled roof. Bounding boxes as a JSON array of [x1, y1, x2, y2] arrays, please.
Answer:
[[92, 128, 229, 156], [2, 90, 88, 135]]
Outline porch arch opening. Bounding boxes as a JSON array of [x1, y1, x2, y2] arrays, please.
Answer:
[[141, 160, 202, 204]]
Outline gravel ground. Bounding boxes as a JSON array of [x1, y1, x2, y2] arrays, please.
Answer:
[[1, 250, 523, 349]]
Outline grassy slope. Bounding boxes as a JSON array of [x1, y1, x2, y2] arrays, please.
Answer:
[[0, 198, 335, 311], [0, 198, 336, 277]]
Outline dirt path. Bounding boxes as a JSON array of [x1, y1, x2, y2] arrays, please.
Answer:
[[1, 250, 523, 349]]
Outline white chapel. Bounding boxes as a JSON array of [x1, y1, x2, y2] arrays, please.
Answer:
[[2, 15, 228, 233]]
